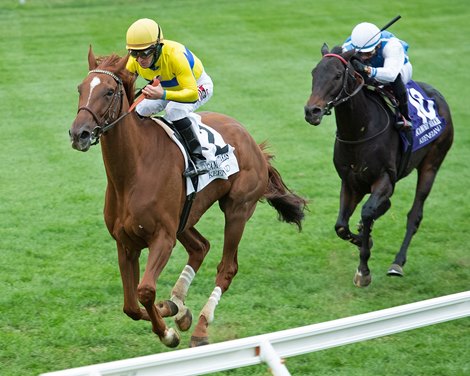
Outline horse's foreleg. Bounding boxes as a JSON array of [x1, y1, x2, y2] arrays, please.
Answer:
[[138, 233, 180, 348], [389, 166, 438, 276], [355, 175, 393, 287], [116, 243, 149, 321], [335, 183, 364, 246]]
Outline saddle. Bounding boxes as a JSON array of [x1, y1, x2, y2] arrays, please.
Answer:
[[365, 84, 400, 117]]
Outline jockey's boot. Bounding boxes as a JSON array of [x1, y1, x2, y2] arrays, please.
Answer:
[[391, 75, 412, 131], [173, 117, 209, 178]]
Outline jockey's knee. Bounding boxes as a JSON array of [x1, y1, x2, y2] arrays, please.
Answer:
[[164, 103, 192, 122], [136, 99, 166, 117]]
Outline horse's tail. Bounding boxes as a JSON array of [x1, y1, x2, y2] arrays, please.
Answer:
[[261, 143, 308, 231]]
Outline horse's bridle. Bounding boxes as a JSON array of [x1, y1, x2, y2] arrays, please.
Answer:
[[77, 69, 130, 145], [321, 54, 392, 144], [322, 53, 365, 115]]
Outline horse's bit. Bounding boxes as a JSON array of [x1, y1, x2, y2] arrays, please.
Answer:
[[77, 69, 129, 145], [322, 53, 365, 115]]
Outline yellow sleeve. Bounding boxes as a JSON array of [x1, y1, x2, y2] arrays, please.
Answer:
[[164, 52, 199, 103]]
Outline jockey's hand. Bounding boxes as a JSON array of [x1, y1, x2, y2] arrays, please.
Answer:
[[142, 82, 164, 99], [351, 59, 367, 74]]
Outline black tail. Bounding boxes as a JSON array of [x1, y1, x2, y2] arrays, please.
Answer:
[[261, 144, 308, 231]]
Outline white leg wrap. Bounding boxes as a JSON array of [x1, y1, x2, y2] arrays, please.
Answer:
[[171, 265, 195, 300], [200, 286, 222, 324], [171, 265, 195, 320]]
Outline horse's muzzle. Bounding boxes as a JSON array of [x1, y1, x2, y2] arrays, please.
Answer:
[[69, 124, 92, 152], [304, 105, 324, 126]]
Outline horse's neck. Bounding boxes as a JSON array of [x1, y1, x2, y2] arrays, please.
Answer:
[[100, 116, 154, 187], [335, 91, 384, 138]]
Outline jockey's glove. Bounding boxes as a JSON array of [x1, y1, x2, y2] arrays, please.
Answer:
[[351, 59, 368, 74]]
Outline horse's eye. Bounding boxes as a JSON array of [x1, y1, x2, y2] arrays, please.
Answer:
[[335, 72, 342, 80], [77, 85, 82, 94], [106, 89, 114, 97]]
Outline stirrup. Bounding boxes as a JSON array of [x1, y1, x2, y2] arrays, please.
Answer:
[[394, 115, 411, 131], [183, 159, 208, 178]]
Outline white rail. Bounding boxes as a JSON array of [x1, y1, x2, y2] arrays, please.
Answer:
[[40, 290, 470, 376]]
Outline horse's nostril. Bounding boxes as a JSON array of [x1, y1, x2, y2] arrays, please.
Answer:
[[305, 106, 321, 117], [80, 131, 90, 140], [311, 108, 321, 116]]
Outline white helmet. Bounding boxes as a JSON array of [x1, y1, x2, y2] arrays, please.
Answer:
[[351, 22, 381, 52]]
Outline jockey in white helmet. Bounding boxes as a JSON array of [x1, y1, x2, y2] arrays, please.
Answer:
[[343, 22, 413, 129]]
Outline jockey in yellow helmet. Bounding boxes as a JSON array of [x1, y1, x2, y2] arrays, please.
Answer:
[[126, 18, 213, 178]]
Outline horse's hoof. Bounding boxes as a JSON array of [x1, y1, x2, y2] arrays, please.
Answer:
[[387, 264, 404, 277], [353, 270, 371, 287], [175, 307, 193, 332], [157, 300, 179, 317], [189, 335, 209, 348], [160, 328, 180, 348]]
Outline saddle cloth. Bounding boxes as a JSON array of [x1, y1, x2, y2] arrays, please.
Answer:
[[405, 80, 446, 152], [151, 113, 240, 195]]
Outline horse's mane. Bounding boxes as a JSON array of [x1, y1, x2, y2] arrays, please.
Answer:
[[96, 54, 136, 105]]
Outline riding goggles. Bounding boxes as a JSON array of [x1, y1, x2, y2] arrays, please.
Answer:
[[129, 47, 155, 59]]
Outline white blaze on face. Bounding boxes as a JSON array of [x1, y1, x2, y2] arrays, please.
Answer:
[[86, 76, 101, 106]]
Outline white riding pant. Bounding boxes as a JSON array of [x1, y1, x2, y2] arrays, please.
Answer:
[[399, 61, 413, 85], [136, 71, 214, 122]]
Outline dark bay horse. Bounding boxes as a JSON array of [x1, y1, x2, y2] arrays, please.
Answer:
[[304, 45, 453, 287], [70, 48, 307, 347]]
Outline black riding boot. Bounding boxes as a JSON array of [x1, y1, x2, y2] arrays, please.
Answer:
[[391, 75, 411, 130], [173, 117, 209, 178]]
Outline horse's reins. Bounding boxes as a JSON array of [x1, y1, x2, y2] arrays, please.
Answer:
[[322, 53, 391, 144], [77, 69, 160, 145], [322, 53, 365, 115], [335, 95, 391, 144]]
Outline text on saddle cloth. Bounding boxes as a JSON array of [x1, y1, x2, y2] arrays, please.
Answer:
[[405, 80, 446, 152], [151, 113, 240, 195]]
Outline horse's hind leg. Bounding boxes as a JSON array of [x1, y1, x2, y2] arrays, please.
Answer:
[[388, 162, 443, 276], [166, 227, 211, 332], [190, 198, 258, 347]]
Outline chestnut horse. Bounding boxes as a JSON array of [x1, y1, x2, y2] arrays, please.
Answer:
[[304, 45, 453, 287], [69, 49, 307, 348]]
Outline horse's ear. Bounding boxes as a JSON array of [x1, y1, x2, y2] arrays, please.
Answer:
[[88, 45, 98, 70], [321, 43, 329, 56], [117, 53, 129, 72]]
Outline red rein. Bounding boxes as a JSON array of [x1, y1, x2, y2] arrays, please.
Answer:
[[128, 77, 161, 112]]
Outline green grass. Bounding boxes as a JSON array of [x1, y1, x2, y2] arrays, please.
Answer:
[[0, 0, 469, 375]]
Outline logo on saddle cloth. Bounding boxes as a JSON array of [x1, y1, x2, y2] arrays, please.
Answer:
[[152, 114, 240, 195], [406, 80, 446, 152]]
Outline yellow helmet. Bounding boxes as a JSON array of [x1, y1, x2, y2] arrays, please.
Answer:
[[126, 18, 163, 50]]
